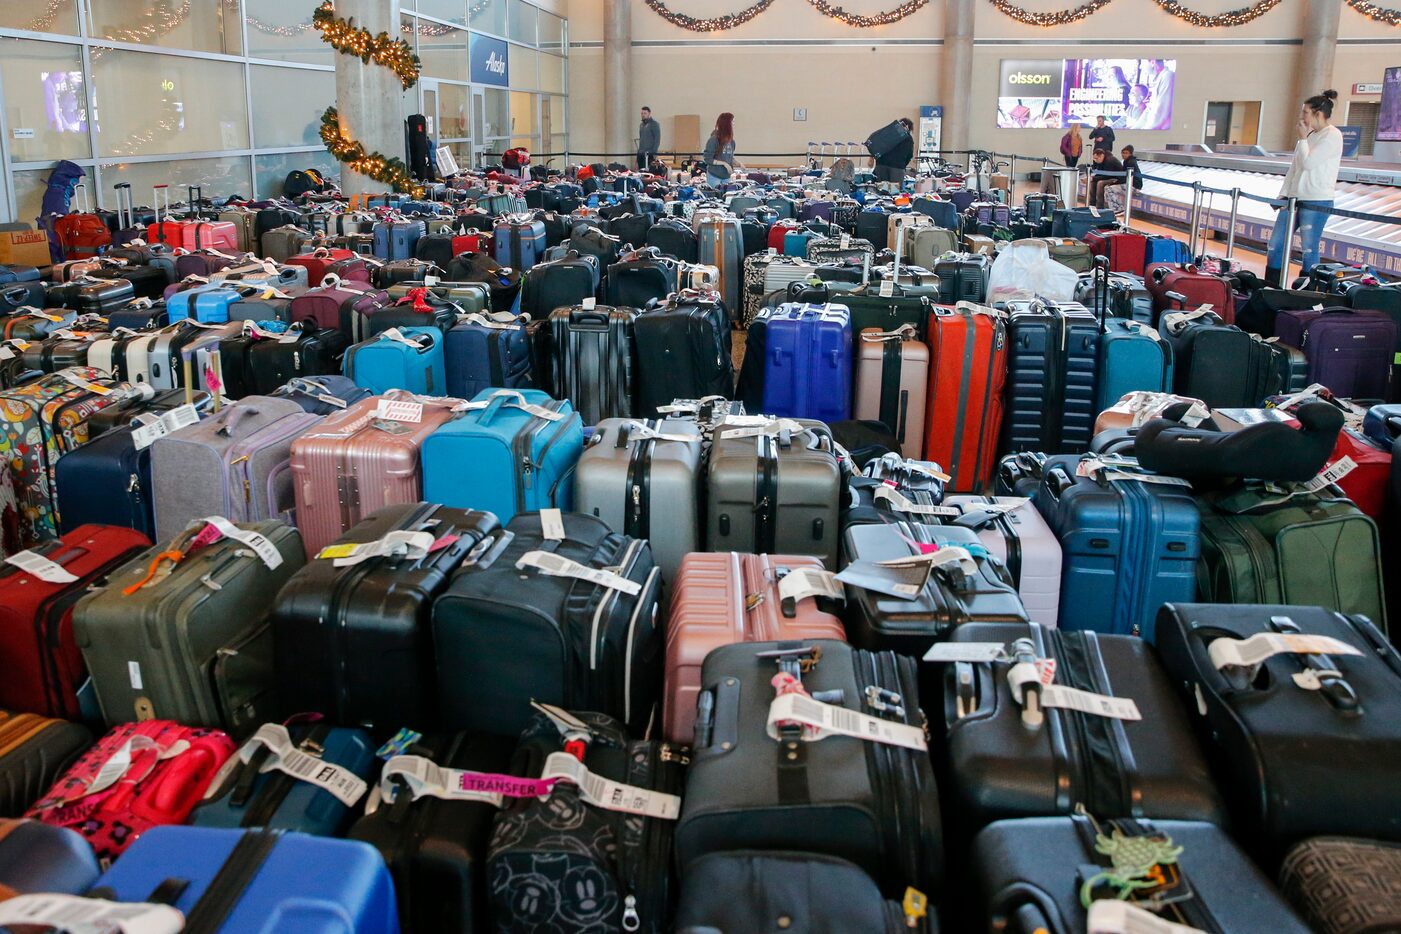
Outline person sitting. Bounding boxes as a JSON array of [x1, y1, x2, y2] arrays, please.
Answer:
[[1089, 148, 1125, 208]]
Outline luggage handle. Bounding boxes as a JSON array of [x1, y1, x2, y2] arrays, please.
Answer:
[[1044, 466, 1076, 499], [213, 403, 264, 436], [114, 182, 134, 231], [461, 529, 515, 571], [1092, 254, 1110, 333], [153, 185, 171, 243], [1269, 614, 1360, 713]]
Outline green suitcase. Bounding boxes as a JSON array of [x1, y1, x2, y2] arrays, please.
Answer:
[[386, 280, 489, 315], [838, 286, 935, 346]]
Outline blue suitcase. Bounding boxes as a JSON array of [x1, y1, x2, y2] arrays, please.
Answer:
[[373, 220, 426, 261], [444, 314, 533, 400], [92, 825, 401, 934], [269, 375, 374, 415], [1001, 300, 1099, 456], [493, 217, 547, 271], [758, 302, 852, 423], [55, 423, 159, 537], [1097, 319, 1175, 412], [1051, 206, 1117, 240], [421, 387, 583, 521], [343, 326, 445, 395], [399, 200, 444, 216], [913, 196, 959, 230], [1034, 453, 1200, 641], [167, 285, 242, 324], [191, 724, 377, 836], [783, 229, 820, 259], [1144, 234, 1192, 267]]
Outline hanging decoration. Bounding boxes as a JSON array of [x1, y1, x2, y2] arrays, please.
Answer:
[[984, 0, 1113, 25], [1151, 0, 1282, 25], [641, 0, 777, 32], [804, 0, 929, 26], [1345, 0, 1401, 24], [320, 107, 424, 196], [312, 2, 421, 89]]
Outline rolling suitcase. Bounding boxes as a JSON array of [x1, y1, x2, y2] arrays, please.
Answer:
[[1162, 309, 1279, 408], [55, 422, 163, 537], [606, 250, 678, 309], [493, 215, 547, 271], [268, 375, 372, 414], [1148, 263, 1235, 322], [855, 324, 928, 458], [343, 326, 445, 396], [0, 817, 100, 896], [941, 495, 1062, 629], [1085, 228, 1147, 274], [242, 322, 350, 395], [696, 216, 744, 316], [548, 305, 637, 424], [753, 303, 852, 423], [937, 622, 1225, 829], [0, 713, 92, 818], [1273, 307, 1395, 401], [1279, 837, 1401, 934], [924, 303, 1007, 492], [646, 217, 699, 262], [1143, 233, 1192, 267], [1095, 312, 1175, 415], [519, 252, 601, 320], [1038, 238, 1094, 275], [373, 219, 426, 261], [431, 511, 662, 737], [1235, 286, 1335, 338], [932, 253, 992, 305], [633, 291, 732, 417], [444, 312, 533, 400], [1001, 299, 1099, 456], [1050, 206, 1116, 240], [290, 279, 391, 339]]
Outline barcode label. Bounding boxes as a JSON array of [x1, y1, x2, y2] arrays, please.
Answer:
[[200, 516, 284, 570], [1040, 684, 1142, 721], [0, 894, 184, 933], [541, 751, 681, 819], [5, 549, 79, 584], [766, 692, 927, 751], [1208, 631, 1361, 669], [239, 724, 367, 807]]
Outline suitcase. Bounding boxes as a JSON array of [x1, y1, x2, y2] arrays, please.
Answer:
[[0, 713, 92, 818], [938, 622, 1224, 829], [1096, 318, 1174, 414], [678, 639, 941, 898], [343, 326, 445, 396], [922, 303, 1007, 492], [1039, 237, 1095, 274], [287, 247, 371, 286], [696, 216, 744, 316], [89, 261, 166, 300], [1076, 270, 1154, 324], [260, 224, 311, 263], [444, 312, 533, 400], [633, 291, 732, 418], [268, 374, 372, 415], [370, 290, 469, 339], [855, 324, 928, 458], [941, 495, 1062, 628], [373, 219, 426, 261], [290, 279, 390, 339], [90, 825, 401, 933], [43, 278, 133, 314], [1050, 206, 1116, 240], [905, 226, 959, 272], [932, 253, 991, 304], [913, 196, 959, 230], [1000, 300, 1099, 456], [1034, 454, 1199, 641], [1195, 485, 1387, 626], [1085, 228, 1147, 274], [707, 418, 841, 567], [25, 721, 236, 864], [1156, 603, 1401, 859], [606, 252, 679, 309], [547, 305, 637, 424], [241, 322, 350, 396], [431, 511, 662, 737], [348, 732, 514, 934], [72, 520, 305, 732], [974, 817, 1309, 934], [1235, 286, 1336, 338], [1279, 837, 1401, 934], [0, 817, 100, 896], [372, 258, 445, 290], [493, 215, 547, 271], [1273, 307, 1395, 401], [145, 186, 240, 254], [442, 253, 521, 311], [1148, 263, 1235, 322], [167, 284, 244, 324], [646, 217, 699, 263], [1162, 309, 1279, 408], [1143, 233, 1192, 267], [55, 419, 168, 537], [749, 303, 851, 423], [0, 265, 46, 314], [519, 253, 601, 320]]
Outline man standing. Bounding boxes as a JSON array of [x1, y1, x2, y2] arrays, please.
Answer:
[[1089, 115, 1116, 153], [638, 106, 661, 171]]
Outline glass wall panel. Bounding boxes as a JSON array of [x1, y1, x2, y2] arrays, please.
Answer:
[[418, 22, 469, 82], [91, 48, 249, 156], [511, 47, 538, 91], [100, 155, 254, 201], [539, 53, 563, 94], [89, 0, 243, 54], [508, 0, 536, 46], [481, 87, 511, 139], [438, 83, 471, 140], [1, 39, 90, 163], [537, 12, 564, 53], [0, 1, 80, 35], [244, 0, 332, 65], [12, 169, 53, 229], [470, 0, 507, 38], [254, 151, 341, 198], [509, 90, 537, 139], [542, 94, 567, 141], [417, 0, 466, 25], [249, 66, 333, 148]]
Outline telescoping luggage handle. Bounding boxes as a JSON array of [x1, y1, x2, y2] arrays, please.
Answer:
[[1206, 615, 1363, 711]]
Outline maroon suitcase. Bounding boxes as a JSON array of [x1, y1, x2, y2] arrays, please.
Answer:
[[1147, 263, 1235, 323], [289, 279, 390, 340], [1085, 229, 1147, 275]]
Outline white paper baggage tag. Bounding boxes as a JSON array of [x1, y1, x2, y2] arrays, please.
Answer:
[[717, 417, 805, 440], [5, 549, 79, 584], [860, 324, 919, 343], [582, 297, 597, 309], [1038, 684, 1142, 721], [1076, 456, 1192, 488], [962, 496, 1032, 517], [923, 641, 1007, 663], [875, 545, 977, 577], [235, 723, 367, 807], [317, 529, 435, 567], [375, 397, 424, 424], [541, 751, 682, 820], [0, 346, 13, 361], [620, 421, 695, 443], [776, 567, 844, 605], [872, 486, 960, 517], [0, 894, 185, 934], [1087, 899, 1207, 934], [1301, 455, 1356, 492], [56, 368, 113, 395], [878, 280, 895, 298], [1273, 383, 1331, 411], [130, 404, 201, 451], [766, 692, 928, 752], [718, 413, 773, 427], [459, 389, 565, 422], [377, 755, 504, 807], [1207, 631, 1362, 670], [199, 516, 284, 570], [462, 313, 524, 331], [377, 327, 430, 349], [516, 551, 642, 596], [539, 508, 567, 540]]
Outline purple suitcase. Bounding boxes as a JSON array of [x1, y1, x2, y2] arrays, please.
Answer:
[[759, 302, 852, 423], [798, 200, 835, 223], [1274, 307, 1397, 400]]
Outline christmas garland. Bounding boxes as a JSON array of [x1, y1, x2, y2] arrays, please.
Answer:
[[1150, 0, 1282, 24], [985, 0, 1112, 25], [320, 107, 424, 196], [312, 2, 421, 89], [642, 0, 776, 31], [804, 0, 929, 26], [1345, 0, 1401, 24]]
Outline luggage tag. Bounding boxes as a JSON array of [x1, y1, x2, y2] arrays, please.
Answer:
[[232, 723, 368, 807], [1005, 649, 1141, 722], [286, 377, 348, 408], [716, 416, 805, 440], [1087, 899, 1206, 934], [765, 691, 928, 752], [317, 529, 435, 567], [461, 312, 526, 330], [130, 404, 201, 451], [1207, 631, 1361, 671], [56, 368, 114, 396], [5, 548, 80, 584], [516, 551, 642, 596], [872, 486, 959, 518], [197, 516, 284, 570], [374, 396, 425, 424], [1249, 456, 1357, 508], [619, 421, 695, 444], [773, 566, 845, 607], [539, 508, 567, 541], [540, 751, 682, 819], [1076, 455, 1192, 488], [0, 894, 184, 934], [375, 755, 511, 808]]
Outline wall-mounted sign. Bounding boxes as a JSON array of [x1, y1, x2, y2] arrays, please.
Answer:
[[1354, 83, 1382, 95], [470, 33, 509, 87]]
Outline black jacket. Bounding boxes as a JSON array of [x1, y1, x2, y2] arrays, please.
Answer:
[[876, 134, 914, 169]]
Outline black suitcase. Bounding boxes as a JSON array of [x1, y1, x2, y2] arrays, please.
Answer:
[[444, 252, 522, 311], [84, 386, 203, 438], [0, 264, 46, 314], [1000, 299, 1099, 455], [678, 639, 942, 899], [19, 337, 94, 373], [519, 253, 600, 320], [569, 226, 624, 272], [273, 503, 504, 731], [933, 253, 991, 305], [547, 305, 638, 424], [609, 212, 653, 249], [431, 511, 662, 738], [531, 209, 569, 247], [739, 217, 767, 256], [938, 622, 1224, 832], [974, 817, 1310, 933], [605, 250, 678, 309], [1155, 602, 1401, 862], [107, 303, 169, 330], [1163, 309, 1279, 408], [243, 322, 351, 394], [349, 732, 514, 934], [1235, 286, 1338, 338], [372, 258, 444, 290], [645, 218, 699, 263], [367, 291, 460, 336], [89, 262, 166, 301], [633, 292, 732, 417], [44, 278, 135, 313], [414, 232, 457, 269]]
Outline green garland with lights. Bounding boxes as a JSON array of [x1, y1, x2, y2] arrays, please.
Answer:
[[320, 107, 423, 196], [1150, 0, 1282, 24], [804, 0, 929, 26], [313, 2, 421, 90], [642, 0, 776, 31], [1345, 0, 1401, 24]]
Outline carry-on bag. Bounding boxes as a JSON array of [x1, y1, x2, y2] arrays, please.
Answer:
[[1162, 308, 1279, 408], [1147, 263, 1235, 322], [1001, 299, 1099, 456], [938, 495, 1062, 629], [343, 326, 445, 396], [547, 304, 638, 424], [1273, 307, 1395, 401], [855, 324, 928, 458], [0, 712, 92, 817], [632, 291, 732, 417]]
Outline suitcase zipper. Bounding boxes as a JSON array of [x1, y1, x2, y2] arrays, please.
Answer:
[[857, 649, 921, 892], [590, 537, 643, 672], [619, 740, 685, 932]]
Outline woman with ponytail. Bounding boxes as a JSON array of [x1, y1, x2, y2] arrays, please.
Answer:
[[1266, 89, 1343, 284]]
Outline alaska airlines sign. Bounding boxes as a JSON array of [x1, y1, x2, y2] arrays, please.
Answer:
[[470, 33, 510, 87]]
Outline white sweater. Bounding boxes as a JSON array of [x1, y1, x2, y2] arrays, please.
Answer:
[[1279, 125, 1343, 202]]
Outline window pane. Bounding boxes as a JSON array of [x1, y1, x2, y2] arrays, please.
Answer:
[[419, 21, 469, 82], [539, 52, 563, 94], [438, 83, 471, 140], [245, 0, 332, 66], [417, 0, 466, 25], [13, 169, 54, 228], [482, 88, 510, 139], [254, 152, 341, 199], [508, 0, 536, 46], [550, 134, 568, 162], [538, 12, 563, 53], [100, 155, 254, 203], [470, 0, 506, 37], [92, 48, 249, 156], [1, 39, 91, 163], [542, 94, 567, 139], [249, 65, 334, 149], [89, 0, 243, 55], [509, 90, 537, 139], [510, 47, 537, 91], [0, 0, 79, 35]]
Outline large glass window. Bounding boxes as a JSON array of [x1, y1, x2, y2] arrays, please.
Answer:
[[438, 83, 471, 140], [480, 87, 511, 140], [1, 39, 91, 164], [508, 0, 537, 46], [0, 0, 80, 36], [419, 21, 469, 82], [417, 0, 467, 25], [470, 0, 507, 38], [511, 47, 538, 91], [542, 94, 567, 141], [91, 48, 249, 156], [510, 90, 537, 140], [254, 152, 341, 199], [244, 0, 332, 66], [539, 53, 564, 94], [89, 0, 243, 55], [249, 66, 334, 149], [100, 155, 254, 202], [538, 12, 564, 53], [12, 170, 54, 229]]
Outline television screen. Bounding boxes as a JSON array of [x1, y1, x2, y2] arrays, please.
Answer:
[[1378, 66, 1401, 142], [997, 58, 1176, 130], [42, 71, 86, 134]]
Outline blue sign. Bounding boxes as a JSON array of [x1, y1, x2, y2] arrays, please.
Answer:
[[470, 33, 509, 87], [1338, 125, 1363, 158], [920, 105, 943, 119]]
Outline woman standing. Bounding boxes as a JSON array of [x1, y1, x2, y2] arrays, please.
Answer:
[[702, 112, 738, 187], [1060, 124, 1084, 167], [1267, 89, 1343, 285]]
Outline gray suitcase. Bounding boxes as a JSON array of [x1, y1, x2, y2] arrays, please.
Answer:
[[260, 225, 310, 263], [151, 396, 321, 541], [72, 519, 305, 734], [575, 417, 702, 582], [706, 418, 841, 568]]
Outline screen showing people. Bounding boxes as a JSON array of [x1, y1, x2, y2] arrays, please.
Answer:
[[1378, 66, 1401, 142], [997, 58, 1176, 130]]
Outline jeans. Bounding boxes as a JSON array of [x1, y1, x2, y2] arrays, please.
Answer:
[[1090, 177, 1123, 207], [705, 173, 727, 188], [1267, 199, 1332, 273], [1064, 155, 1080, 167]]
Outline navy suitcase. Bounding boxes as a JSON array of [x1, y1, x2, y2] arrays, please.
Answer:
[[1000, 300, 1099, 456], [269, 375, 373, 415], [0, 819, 100, 897], [343, 326, 445, 395], [54, 424, 161, 537], [1051, 206, 1117, 239], [492, 216, 547, 271], [755, 302, 852, 423], [913, 196, 959, 230], [373, 219, 426, 261], [444, 312, 533, 400]]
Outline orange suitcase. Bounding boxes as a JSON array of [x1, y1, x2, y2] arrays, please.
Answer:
[[924, 302, 1008, 491], [855, 325, 929, 459]]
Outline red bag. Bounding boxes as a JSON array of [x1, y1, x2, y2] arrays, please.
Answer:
[[452, 232, 492, 255], [0, 524, 151, 720], [924, 304, 1009, 491], [144, 185, 239, 254], [51, 183, 111, 260], [287, 246, 370, 286], [1328, 428, 1392, 519], [1147, 263, 1235, 323], [1086, 229, 1147, 275], [768, 220, 801, 252]]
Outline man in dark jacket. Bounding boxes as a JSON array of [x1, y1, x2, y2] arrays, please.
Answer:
[[1089, 147, 1126, 207], [872, 117, 915, 184], [638, 107, 661, 171], [1088, 115, 1116, 153]]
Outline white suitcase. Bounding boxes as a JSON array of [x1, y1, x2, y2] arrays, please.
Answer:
[[943, 494, 1062, 629]]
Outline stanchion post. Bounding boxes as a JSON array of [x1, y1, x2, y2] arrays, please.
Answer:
[[1187, 181, 1203, 259], [1226, 187, 1240, 261], [1123, 172, 1134, 229], [1278, 197, 1297, 288]]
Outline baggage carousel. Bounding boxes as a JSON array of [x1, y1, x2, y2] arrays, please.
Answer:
[[1132, 149, 1401, 277]]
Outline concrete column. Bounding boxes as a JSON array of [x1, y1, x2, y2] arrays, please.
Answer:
[[1291, 0, 1341, 149], [604, 0, 633, 160], [940, 0, 975, 154], [335, 0, 404, 197]]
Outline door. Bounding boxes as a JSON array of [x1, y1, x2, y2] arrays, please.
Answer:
[[1348, 101, 1380, 156], [1204, 102, 1232, 147], [421, 80, 439, 143]]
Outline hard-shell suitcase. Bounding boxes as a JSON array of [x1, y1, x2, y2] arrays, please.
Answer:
[[1035, 454, 1199, 641], [973, 817, 1309, 934], [73, 520, 305, 732], [1162, 309, 1279, 408], [374, 219, 426, 261], [431, 511, 662, 737], [290, 393, 460, 556], [0, 817, 100, 895], [272, 503, 502, 731], [855, 324, 928, 458], [938, 622, 1224, 829], [0, 713, 92, 818], [548, 305, 637, 424], [575, 417, 701, 581], [421, 388, 582, 523], [678, 639, 942, 898], [493, 215, 547, 271], [44, 278, 133, 315], [25, 720, 235, 864], [941, 495, 1062, 629], [1001, 299, 1099, 456], [707, 418, 841, 567], [1273, 307, 1395, 400], [241, 322, 350, 396], [343, 326, 445, 396], [696, 216, 744, 316], [1156, 603, 1401, 859], [1143, 233, 1192, 267], [1279, 837, 1401, 934], [1076, 270, 1153, 324], [91, 825, 401, 933], [753, 303, 852, 423], [0, 265, 46, 314], [924, 303, 1007, 492], [1097, 319, 1174, 413]]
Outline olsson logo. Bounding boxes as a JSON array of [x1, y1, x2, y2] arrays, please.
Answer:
[[485, 52, 505, 74], [1008, 72, 1052, 85]]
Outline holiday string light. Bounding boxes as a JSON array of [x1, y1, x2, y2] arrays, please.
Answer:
[[986, 0, 1113, 25], [1345, 0, 1401, 23], [312, 2, 421, 89], [804, 0, 928, 26], [1151, 0, 1281, 25], [642, 0, 776, 32], [321, 107, 424, 196]]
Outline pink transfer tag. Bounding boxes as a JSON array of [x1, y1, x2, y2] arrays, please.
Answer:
[[457, 770, 557, 798]]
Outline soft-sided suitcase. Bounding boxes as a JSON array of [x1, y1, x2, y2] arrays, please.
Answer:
[[1279, 837, 1401, 934], [1050, 206, 1116, 240], [1156, 603, 1401, 859], [73, 520, 305, 732], [343, 326, 445, 396], [55, 422, 162, 538], [1163, 309, 1279, 408], [25, 720, 235, 863], [1035, 454, 1199, 641], [924, 303, 1007, 492], [974, 817, 1309, 934], [272, 503, 503, 731], [91, 825, 401, 933], [1038, 237, 1095, 274], [1273, 307, 1395, 401], [1143, 233, 1192, 267], [547, 305, 637, 425], [241, 321, 350, 396], [633, 291, 732, 417], [0, 817, 100, 896], [855, 324, 928, 459], [1148, 263, 1235, 322], [1001, 299, 1099, 456], [444, 312, 533, 400], [941, 495, 1062, 629], [678, 639, 941, 898], [0, 525, 150, 721], [431, 511, 662, 737], [0, 713, 92, 818], [519, 252, 601, 320], [938, 622, 1224, 830], [1085, 228, 1147, 274], [707, 418, 841, 567], [269, 375, 372, 415], [753, 303, 852, 423]]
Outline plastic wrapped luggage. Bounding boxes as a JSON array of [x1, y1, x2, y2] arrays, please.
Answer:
[[0, 713, 92, 818]]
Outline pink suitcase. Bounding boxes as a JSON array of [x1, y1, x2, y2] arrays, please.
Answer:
[[663, 552, 846, 743], [942, 495, 1062, 628], [855, 325, 929, 459], [289, 392, 459, 556]]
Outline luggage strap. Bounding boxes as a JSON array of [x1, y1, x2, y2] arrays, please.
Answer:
[[1048, 630, 1142, 820], [177, 829, 282, 934]]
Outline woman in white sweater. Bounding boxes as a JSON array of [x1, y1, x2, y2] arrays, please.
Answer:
[[1266, 89, 1343, 284]]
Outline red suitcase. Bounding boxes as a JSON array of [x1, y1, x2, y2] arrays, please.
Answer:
[[0, 525, 152, 720], [144, 185, 239, 254], [768, 219, 801, 252], [1329, 428, 1392, 519], [50, 184, 111, 261], [452, 232, 492, 255], [924, 302, 1009, 491], [1147, 263, 1235, 323], [1085, 229, 1147, 275], [664, 552, 846, 743], [287, 247, 371, 286]]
